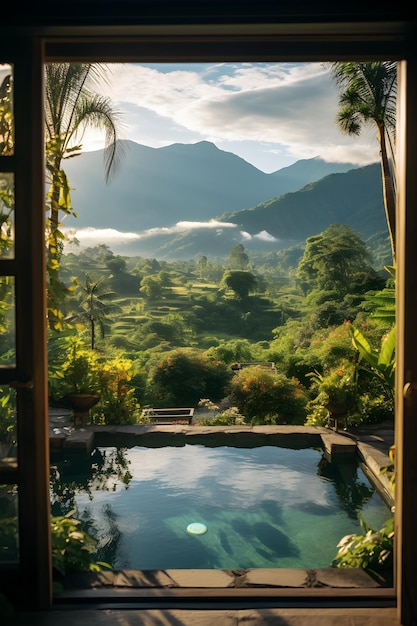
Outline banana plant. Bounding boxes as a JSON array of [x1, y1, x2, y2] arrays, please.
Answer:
[[362, 265, 396, 326], [350, 324, 396, 399]]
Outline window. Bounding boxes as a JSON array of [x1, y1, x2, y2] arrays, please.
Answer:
[[1, 14, 416, 625]]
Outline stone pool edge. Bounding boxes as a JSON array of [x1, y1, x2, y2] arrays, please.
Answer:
[[61, 565, 388, 594]]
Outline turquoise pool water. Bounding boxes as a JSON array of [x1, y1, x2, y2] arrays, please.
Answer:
[[50, 444, 391, 570]]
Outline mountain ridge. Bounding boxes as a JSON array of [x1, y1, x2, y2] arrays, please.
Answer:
[[63, 139, 363, 231], [61, 139, 388, 263], [120, 163, 388, 262]]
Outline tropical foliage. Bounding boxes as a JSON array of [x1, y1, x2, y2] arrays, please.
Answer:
[[51, 510, 111, 577], [92, 355, 141, 424], [37, 225, 396, 433], [351, 325, 395, 400], [49, 337, 101, 397], [0, 505, 109, 583], [48, 336, 140, 425], [0, 386, 16, 443], [332, 516, 394, 586], [74, 273, 120, 349], [307, 359, 357, 414], [329, 61, 397, 262], [44, 63, 124, 329]]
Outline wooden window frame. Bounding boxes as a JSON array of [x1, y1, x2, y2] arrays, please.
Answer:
[[1, 16, 416, 625]]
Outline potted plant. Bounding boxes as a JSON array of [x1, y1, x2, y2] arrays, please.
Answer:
[[307, 360, 357, 427], [50, 339, 101, 426]]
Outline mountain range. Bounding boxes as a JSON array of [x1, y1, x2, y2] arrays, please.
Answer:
[[62, 139, 388, 261]]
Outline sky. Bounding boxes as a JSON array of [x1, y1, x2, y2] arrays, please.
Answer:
[[81, 61, 380, 173]]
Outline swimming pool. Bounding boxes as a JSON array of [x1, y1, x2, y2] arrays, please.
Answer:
[[50, 443, 391, 571]]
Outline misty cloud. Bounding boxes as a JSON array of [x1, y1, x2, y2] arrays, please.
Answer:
[[63, 220, 239, 249], [145, 219, 237, 236], [64, 227, 141, 245], [239, 230, 278, 242], [254, 231, 278, 242]]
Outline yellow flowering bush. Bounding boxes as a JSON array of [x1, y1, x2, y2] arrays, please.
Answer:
[[92, 356, 140, 425]]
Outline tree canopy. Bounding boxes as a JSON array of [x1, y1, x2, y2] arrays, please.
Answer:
[[227, 244, 250, 270], [296, 224, 373, 295], [221, 270, 258, 300]]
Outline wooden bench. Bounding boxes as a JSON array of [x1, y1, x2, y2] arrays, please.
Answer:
[[231, 362, 277, 372], [142, 407, 195, 424]]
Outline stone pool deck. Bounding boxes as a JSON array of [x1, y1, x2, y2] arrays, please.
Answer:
[[60, 563, 392, 596]]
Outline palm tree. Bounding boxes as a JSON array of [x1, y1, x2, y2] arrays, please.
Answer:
[[329, 62, 397, 262], [74, 274, 120, 350], [44, 63, 124, 327]]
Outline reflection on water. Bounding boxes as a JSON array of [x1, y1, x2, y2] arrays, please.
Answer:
[[50, 447, 132, 513], [49, 444, 390, 571]]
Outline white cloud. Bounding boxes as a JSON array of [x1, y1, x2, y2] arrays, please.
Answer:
[[79, 61, 380, 173], [254, 230, 278, 242], [63, 220, 239, 249], [145, 219, 237, 236], [64, 227, 141, 246]]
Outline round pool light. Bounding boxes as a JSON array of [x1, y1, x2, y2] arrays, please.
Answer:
[[187, 522, 208, 535]]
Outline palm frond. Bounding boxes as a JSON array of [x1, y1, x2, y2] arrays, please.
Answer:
[[45, 63, 125, 181]]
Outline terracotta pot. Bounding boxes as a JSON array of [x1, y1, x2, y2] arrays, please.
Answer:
[[325, 402, 348, 416], [66, 393, 100, 427]]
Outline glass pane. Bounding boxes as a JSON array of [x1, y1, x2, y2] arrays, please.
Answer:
[[0, 277, 15, 364], [0, 172, 14, 259], [0, 484, 18, 566], [0, 386, 16, 461], [0, 64, 13, 156]]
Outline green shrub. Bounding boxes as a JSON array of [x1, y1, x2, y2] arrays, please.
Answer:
[[332, 517, 394, 586], [146, 350, 231, 406], [204, 338, 261, 365], [304, 402, 330, 427], [197, 406, 247, 426], [357, 393, 394, 424], [307, 321, 357, 369], [0, 509, 110, 583], [51, 510, 111, 577], [227, 366, 308, 425]]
